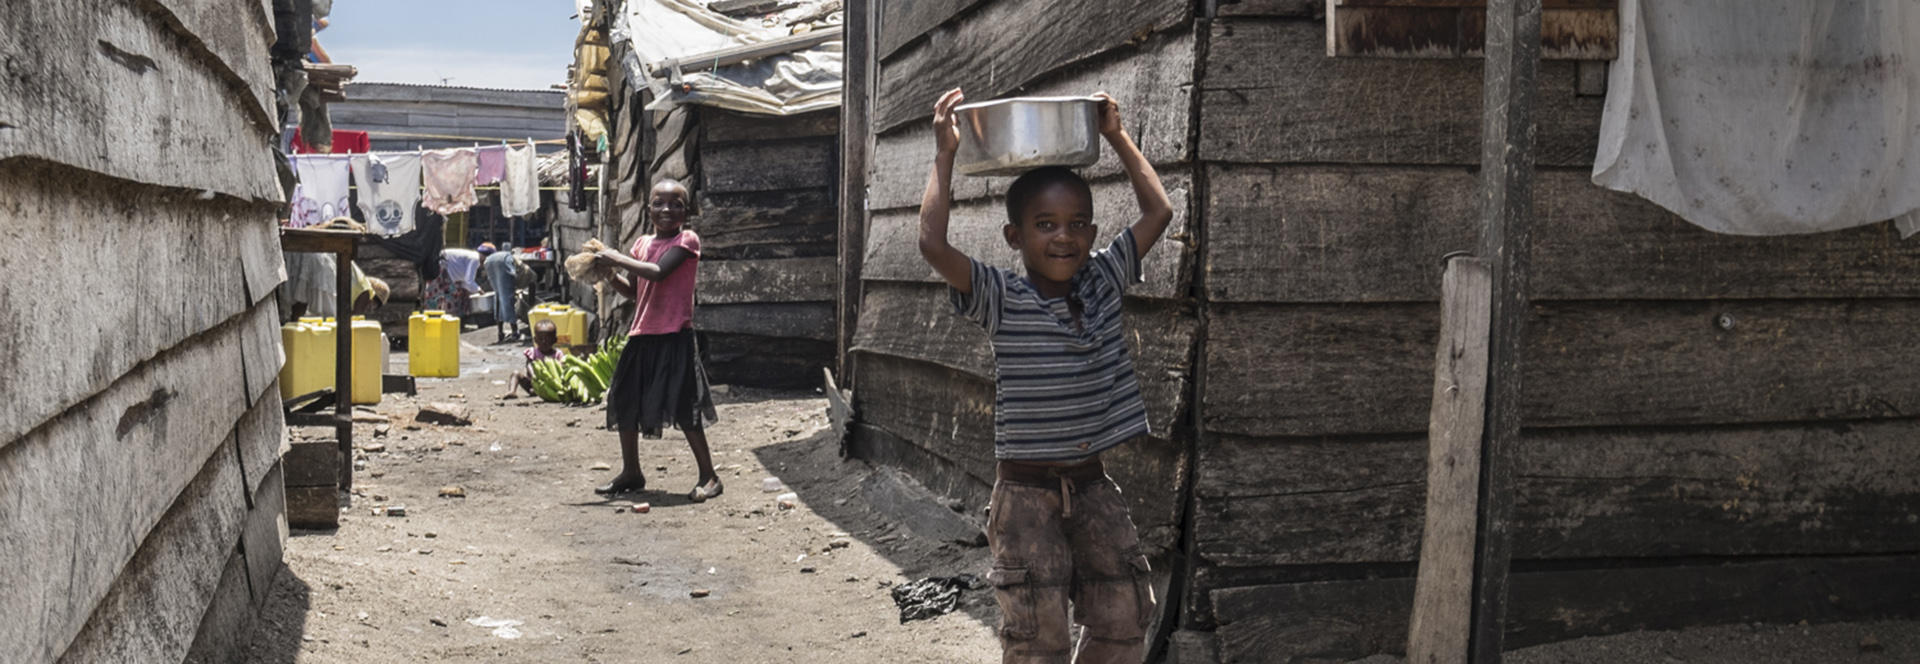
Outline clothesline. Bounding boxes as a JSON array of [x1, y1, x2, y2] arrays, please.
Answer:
[[356, 131, 569, 145], [288, 138, 582, 232], [340, 185, 598, 192]]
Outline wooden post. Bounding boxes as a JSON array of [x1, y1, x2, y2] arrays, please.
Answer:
[[1407, 257, 1492, 664], [1408, 0, 1538, 661], [1471, 0, 1538, 660], [835, 0, 873, 388], [334, 241, 356, 494]]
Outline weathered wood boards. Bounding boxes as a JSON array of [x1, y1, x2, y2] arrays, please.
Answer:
[[866, 28, 1195, 212], [1200, 19, 1601, 167], [873, 0, 1190, 132], [1204, 299, 1920, 438], [684, 107, 843, 387], [1192, 419, 1920, 567], [852, 282, 1198, 435], [1213, 554, 1920, 663], [0, 164, 279, 448], [0, 314, 255, 661], [52, 445, 249, 664], [698, 189, 837, 260], [698, 257, 839, 305], [1203, 166, 1920, 303], [702, 138, 838, 193], [0, 0, 281, 200], [863, 173, 1195, 300], [1328, 5, 1617, 60]]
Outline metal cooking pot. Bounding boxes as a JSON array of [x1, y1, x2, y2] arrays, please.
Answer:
[[953, 96, 1101, 177]]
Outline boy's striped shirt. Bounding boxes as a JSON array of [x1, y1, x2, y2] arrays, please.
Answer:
[[949, 229, 1149, 462]]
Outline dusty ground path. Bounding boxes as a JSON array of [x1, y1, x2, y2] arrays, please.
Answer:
[[241, 328, 1001, 663]]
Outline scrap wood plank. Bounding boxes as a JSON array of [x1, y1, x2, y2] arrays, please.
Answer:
[[1408, 256, 1491, 664]]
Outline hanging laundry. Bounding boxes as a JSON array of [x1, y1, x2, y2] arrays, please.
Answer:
[[475, 145, 508, 186], [1594, 0, 1920, 236], [501, 143, 540, 218], [351, 152, 423, 236], [289, 155, 351, 228], [422, 148, 479, 215]]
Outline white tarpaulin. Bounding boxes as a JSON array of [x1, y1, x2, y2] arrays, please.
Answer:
[[611, 0, 842, 116], [1592, 0, 1920, 236]]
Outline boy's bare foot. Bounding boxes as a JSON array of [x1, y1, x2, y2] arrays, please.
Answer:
[[500, 392, 519, 400], [688, 478, 723, 503], [595, 472, 646, 495]]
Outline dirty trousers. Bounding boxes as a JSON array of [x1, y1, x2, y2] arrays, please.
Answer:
[[986, 458, 1155, 664]]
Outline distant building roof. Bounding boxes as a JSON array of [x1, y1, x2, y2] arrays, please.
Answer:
[[332, 83, 568, 152]]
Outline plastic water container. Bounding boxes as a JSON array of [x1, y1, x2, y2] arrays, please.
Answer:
[[556, 305, 587, 345], [526, 304, 553, 338], [349, 317, 383, 404], [408, 310, 461, 377], [528, 304, 588, 345], [279, 317, 335, 399]]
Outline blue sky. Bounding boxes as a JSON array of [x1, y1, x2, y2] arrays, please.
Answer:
[[319, 0, 584, 90]]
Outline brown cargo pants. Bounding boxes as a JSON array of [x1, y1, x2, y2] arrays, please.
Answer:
[[985, 458, 1156, 664]]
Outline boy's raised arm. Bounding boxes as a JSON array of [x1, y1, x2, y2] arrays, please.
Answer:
[[1095, 92, 1175, 258], [918, 88, 976, 295]]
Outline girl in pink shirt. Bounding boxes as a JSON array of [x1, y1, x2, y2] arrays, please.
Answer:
[[592, 179, 721, 501]]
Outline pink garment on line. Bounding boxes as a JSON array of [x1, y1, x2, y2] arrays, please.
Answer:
[[422, 148, 478, 214], [627, 230, 701, 337], [475, 145, 507, 185]]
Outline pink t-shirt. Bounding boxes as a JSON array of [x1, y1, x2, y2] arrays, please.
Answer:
[[627, 230, 701, 336]]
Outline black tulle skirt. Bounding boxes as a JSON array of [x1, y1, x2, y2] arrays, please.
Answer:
[[605, 329, 716, 438]]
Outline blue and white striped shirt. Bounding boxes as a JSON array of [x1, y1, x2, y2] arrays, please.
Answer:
[[949, 229, 1149, 462]]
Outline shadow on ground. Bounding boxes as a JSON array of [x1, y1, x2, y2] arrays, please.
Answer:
[[236, 553, 314, 663], [735, 390, 1000, 630]]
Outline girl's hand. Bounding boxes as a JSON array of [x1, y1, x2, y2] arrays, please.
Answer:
[[932, 88, 965, 156], [1093, 91, 1124, 138], [592, 249, 625, 266]]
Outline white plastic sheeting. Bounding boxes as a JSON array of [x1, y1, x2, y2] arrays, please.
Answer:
[[611, 0, 842, 116], [1592, 0, 1920, 236]]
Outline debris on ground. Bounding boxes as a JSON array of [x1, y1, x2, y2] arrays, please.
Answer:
[[690, 589, 711, 598], [416, 403, 473, 426], [438, 485, 467, 498], [889, 574, 986, 624], [466, 616, 523, 639]]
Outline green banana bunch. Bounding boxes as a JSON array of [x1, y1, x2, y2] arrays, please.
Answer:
[[528, 336, 631, 404]]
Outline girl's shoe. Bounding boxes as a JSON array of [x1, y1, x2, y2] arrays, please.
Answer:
[[688, 479, 723, 503]]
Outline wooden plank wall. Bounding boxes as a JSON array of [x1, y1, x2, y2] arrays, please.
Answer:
[[1191, 8, 1920, 663], [693, 108, 842, 388], [599, 44, 844, 389], [0, 0, 288, 661], [851, 1, 1920, 662], [851, 0, 1202, 572]]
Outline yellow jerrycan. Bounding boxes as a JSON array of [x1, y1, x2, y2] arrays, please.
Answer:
[[349, 317, 384, 404], [409, 310, 461, 377]]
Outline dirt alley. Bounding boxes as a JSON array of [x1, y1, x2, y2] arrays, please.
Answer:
[[241, 328, 1001, 663]]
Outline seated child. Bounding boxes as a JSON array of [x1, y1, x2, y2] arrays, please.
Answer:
[[919, 88, 1175, 663], [501, 319, 566, 399]]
